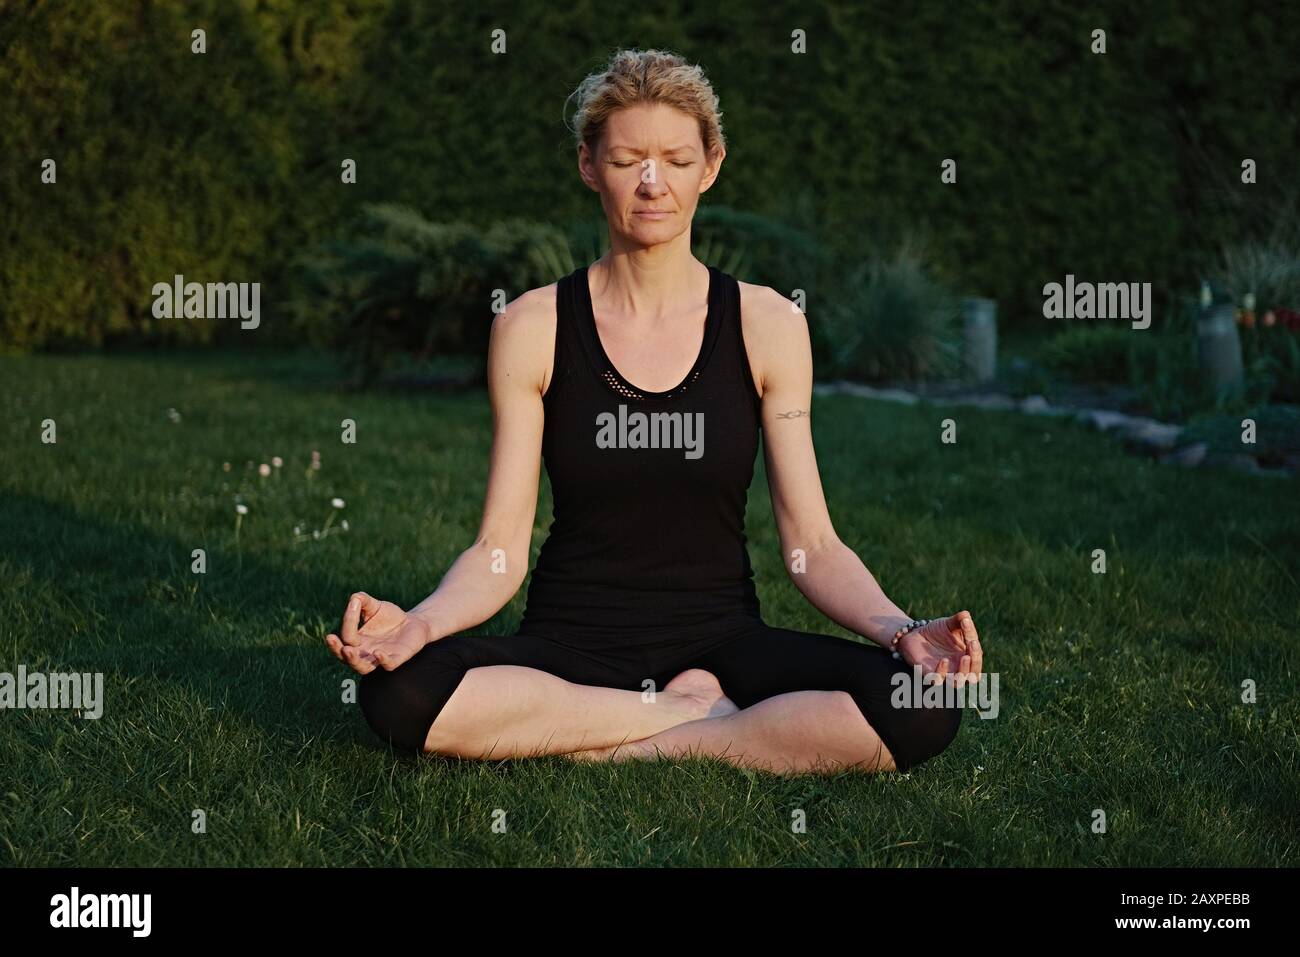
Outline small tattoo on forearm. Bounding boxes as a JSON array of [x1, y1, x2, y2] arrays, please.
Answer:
[[776, 409, 810, 419]]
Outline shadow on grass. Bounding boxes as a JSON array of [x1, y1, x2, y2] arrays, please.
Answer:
[[0, 491, 439, 761]]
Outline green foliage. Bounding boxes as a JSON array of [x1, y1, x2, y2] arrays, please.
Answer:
[[1217, 241, 1300, 315], [1240, 324, 1300, 405], [0, 0, 367, 350], [5, 0, 1300, 350], [286, 201, 827, 383], [1035, 291, 1300, 415], [691, 204, 827, 290], [1134, 297, 1300, 417], [820, 244, 961, 383], [1000, 356, 1059, 400], [286, 204, 584, 384], [1039, 325, 1152, 385], [1181, 403, 1300, 466], [1137, 327, 1214, 421]]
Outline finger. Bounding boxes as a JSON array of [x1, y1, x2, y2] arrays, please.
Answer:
[[372, 648, 400, 671], [964, 620, 983, 678], [958, 653, 972, 686], [324, 634, 346, 662], [340, 595, 363, 645], [929, 658, 950, 685], [341, 642, 376, 675], [948, 610, 970, 650]]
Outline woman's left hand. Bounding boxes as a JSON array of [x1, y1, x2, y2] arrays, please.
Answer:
[[897, 610, 983, 686]]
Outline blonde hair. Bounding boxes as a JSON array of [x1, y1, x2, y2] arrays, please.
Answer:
[[566, 48, 726, 159]]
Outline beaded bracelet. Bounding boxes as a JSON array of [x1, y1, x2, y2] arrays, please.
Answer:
[[890, 618, 932, 660]]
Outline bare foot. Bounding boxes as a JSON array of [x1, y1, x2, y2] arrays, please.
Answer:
[[562, 669, 736, 763], [663, 668, 738, 721]]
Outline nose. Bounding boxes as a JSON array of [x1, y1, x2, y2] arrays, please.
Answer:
[[636, 163, 670, 197]]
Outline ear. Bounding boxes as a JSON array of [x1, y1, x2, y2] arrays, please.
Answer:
[[698, 145, 726, 194], [577, 143, 601, 193]]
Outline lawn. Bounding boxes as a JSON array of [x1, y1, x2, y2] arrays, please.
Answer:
[[2, 350, 1296, 866]]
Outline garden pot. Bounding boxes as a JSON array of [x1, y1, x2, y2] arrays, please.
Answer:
[[1196, 302, 1244, 394], [962, 297, 998, 383]]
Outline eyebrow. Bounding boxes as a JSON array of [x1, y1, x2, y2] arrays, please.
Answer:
[[605, 145, 697, 156]]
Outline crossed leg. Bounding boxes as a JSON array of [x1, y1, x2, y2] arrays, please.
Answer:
[[358, 626, 961, 775], [358, 632, 737, 758], [566, 625, 962, 775], [564, 687, 894, 773]]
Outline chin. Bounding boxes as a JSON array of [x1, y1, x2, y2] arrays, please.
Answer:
[[629, 222, 679, 238]]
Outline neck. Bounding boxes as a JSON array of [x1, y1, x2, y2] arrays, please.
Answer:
[[590, 232, 707, 322]]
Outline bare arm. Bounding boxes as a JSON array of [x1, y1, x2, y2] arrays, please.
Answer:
[[405, 287, 554, 639], [742, 284, 915, 649], [324, 287, 556, 673]]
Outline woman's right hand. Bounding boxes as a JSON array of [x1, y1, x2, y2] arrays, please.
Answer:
[[324, 592, 433, 674]]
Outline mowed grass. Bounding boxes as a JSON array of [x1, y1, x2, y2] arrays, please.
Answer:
[[1, 349, 1296, 867]]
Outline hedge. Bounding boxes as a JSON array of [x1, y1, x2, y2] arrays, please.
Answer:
[[3, 0, 1297, 350]]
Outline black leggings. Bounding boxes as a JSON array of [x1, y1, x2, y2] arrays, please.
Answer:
[[357, 620, 963, 773]]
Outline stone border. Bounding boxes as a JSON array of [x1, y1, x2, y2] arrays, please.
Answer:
[[813, 381, 1295, 478]]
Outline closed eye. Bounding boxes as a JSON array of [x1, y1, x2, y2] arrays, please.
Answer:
[[608, 161, 695, 168]]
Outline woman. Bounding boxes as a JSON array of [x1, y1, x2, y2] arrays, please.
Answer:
[[324, 48, 983, 774]]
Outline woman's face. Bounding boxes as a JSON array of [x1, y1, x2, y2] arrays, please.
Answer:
[[578, 102, 724, 249]]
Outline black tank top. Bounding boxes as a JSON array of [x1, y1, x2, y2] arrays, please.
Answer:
[[518, 262, 764, 649]]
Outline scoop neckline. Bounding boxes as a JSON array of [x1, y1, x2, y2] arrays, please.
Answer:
[[579, 263, 720, 400]]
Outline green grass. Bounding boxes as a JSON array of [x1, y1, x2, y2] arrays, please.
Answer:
[[2, 350, 1297, 866]]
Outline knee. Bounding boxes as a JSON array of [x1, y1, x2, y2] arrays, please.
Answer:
[[891, 702, 963, 773], [357, 659, 451, 755]]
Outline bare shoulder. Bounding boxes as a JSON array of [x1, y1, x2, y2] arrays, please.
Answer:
[[490, 282, 560, 394], [495, 282, 558, 336], [736, 280, 812, 396]]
